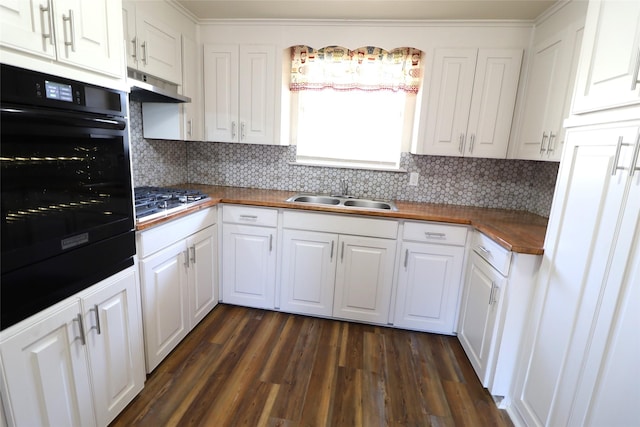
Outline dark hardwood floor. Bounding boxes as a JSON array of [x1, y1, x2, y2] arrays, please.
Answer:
[[111, 304, 513, 427]]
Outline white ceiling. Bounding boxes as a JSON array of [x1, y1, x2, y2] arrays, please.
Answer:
[[175, 0, 558, 21]]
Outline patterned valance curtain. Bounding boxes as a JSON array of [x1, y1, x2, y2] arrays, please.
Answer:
[[290, 45, 423, 93]]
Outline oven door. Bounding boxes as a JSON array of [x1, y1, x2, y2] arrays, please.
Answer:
[[1, 104, 136, 328]]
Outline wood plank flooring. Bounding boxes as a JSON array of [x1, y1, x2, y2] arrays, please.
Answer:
[[111, 304, 513, 427]]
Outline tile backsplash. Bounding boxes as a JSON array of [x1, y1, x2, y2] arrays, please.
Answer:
[[130, 102, 558, 217]]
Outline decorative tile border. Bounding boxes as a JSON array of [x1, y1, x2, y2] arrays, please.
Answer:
[[129, 102, 558, 217]]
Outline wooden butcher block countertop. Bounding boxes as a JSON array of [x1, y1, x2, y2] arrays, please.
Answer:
[[136, 184, 548, 255]]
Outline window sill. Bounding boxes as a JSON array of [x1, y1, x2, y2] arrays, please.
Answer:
[[289, 160, 406, 173]]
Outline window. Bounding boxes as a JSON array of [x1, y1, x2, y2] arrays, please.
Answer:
[[290, 46, 423, 170]]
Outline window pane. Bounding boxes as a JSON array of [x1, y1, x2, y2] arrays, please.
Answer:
[[296, 89, 404, 168]]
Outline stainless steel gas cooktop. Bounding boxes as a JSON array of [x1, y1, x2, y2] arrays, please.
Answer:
[[134, 186, 210, 221]]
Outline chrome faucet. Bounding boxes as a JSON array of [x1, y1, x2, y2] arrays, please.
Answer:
[[341, 179, 349, 197], [331, 179, 351, 198]]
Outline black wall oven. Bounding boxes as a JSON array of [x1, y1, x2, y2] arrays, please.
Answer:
[[1, 64, 136, 330]]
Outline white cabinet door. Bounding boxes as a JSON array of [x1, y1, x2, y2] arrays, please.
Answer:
[[0, 301, 95, 427], [238, 44, 276, 144], [417, 48, 521, 158], [393, 241, 465, 334], [555, 168, 640, 427], [333, 235, 396, 324], [187, 225, 218, 326], [204, 44, 276, 144], [420, 48, 477, 157], [204, 44, 239, 142], [1, 0, 123, 77], [53, 0, 123, 77], [572, 0, 640, 113], [0, 0, 56, 59], [222, 224, 276, 309], [139, 240, 190, 372], [132, 7, 182, 83], [121, 1, 137, 69], [465, 49, 522, 158], [511, 124, 638, 426], [182, 34, 203, 141], [516, 34, 570, 160], [280, 229, 338, 317], [458, 252, 504, 387], [82, 268, 145, 427]]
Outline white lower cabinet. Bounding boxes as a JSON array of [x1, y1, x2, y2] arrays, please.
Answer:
[[333, 235, 397, 324], [280, 229, 337, 317], [221, 205, 278, 309], [137, 208, 218, 372], [458, 251, 504, 385], [0, 266, 145, 427], [393, 221, 467, 334], [280, 210, 398, 325], [458, 231, 540, 400]]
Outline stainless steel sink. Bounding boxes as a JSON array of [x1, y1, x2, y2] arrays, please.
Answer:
[[343, 199, 394, 210], [286, 194, 397, 211], [289, 195, 341, 205]]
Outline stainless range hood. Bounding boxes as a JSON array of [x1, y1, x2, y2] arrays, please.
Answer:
[[127, 69, 191, 103]]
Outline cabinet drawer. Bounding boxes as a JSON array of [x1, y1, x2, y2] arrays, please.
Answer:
[[137, 207, 217, 258], [222, 205, 278, 227], [472, 232, 511, 276], [403, 221, 468, 246]]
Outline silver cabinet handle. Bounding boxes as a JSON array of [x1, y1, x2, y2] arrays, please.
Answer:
[[547, 132, 556, 156], [90, 305, 101, 335], [241, 122, 246, 141], [130, 36, 137, 60], [424, 232, 446, 239], [477, 245, 491, 257], [540, 131, 549, 154], [458, 133, 465, 154], [330, 240, 335, 261], [239, 214, 258, 221], [269, 234, 273, 252], [340, 241, 345, 262], [469, 134, 475, 153], [74, 313, 86, 345], [141, 41, 148, 65], [231, 121, 237, 139], [187, 119, 193, 137], [611, 136, 634, 176], [184, 249, 190, 268], [62, 9, 75, 52], [488, 282, 499, 305], [39, 3, 53, 45], [190, 245, 196, 264], [632, 47, 640, 91], [404, 249, 409, 269], [631, 134, 640, 177]]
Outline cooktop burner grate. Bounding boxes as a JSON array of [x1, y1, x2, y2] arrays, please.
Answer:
[[134, 186, 210, 220]]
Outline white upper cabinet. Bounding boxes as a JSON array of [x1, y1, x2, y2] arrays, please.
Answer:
[[414, 48, 523, 158], [572, 0, 640, 113], [141, 34, 204, 141], [0, 0, 56, 60], [512, 1, 587, 161], [0, 0, 124, 77], [122, 1, 182, 84], [204, 44, 277, 144]]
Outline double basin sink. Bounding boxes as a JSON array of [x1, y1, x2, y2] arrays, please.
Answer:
[[286, 194, 398, 211]]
